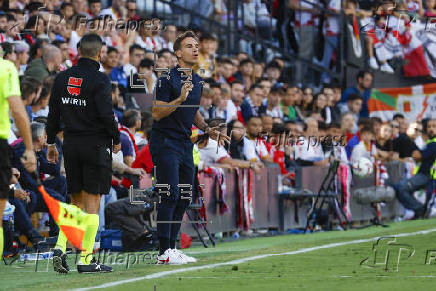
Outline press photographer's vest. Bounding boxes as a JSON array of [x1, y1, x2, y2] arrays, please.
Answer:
[[413, 137, 436, 179]]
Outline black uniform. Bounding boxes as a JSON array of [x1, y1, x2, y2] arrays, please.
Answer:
[[46, 58, 120, 195]]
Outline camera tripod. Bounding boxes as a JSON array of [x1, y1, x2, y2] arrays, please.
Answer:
[[306, 160, 351, 231]]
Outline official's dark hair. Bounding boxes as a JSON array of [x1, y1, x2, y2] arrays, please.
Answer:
[[78, 33, 103, 58], [173, 31, 197, 56], [122, 110, 141, 128]]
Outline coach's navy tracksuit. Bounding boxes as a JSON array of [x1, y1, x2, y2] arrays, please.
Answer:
[[149, 66, 203, 249]]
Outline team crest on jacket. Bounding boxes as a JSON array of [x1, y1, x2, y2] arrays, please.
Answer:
[[67, 77, 83, 96]]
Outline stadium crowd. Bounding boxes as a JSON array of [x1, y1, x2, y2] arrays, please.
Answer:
[[0, 0, 435, 253]]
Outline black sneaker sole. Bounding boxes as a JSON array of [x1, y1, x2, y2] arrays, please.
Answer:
[[53, 256, 69, 274], [77, 269, 113, 274]]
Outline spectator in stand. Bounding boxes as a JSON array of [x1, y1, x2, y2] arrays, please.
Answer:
[[226, 119, 246, 160], [88, 0, 101, 18], [425, 0, 436, 16], [318, 0, 341, 84], [108, 46, 129, 89], [323, 87, 341, 123], [8, 168, 47, 247], [13, 41, 30, 76], [298, 87, 314, 118], [345, 117, 371, 159], [24, 45, 62, 83], [288, 0, 320, 86], [408, 121, 425, 149], [263, 87, 283, 118], [112, 82, 124, 123], [100, 0, 126, 20], [226, 80, 245, 123], [161, 24, 177, 51], [126, 0, 139, 21], [216, 58, 234, 84], [1, 42, 16, 63], [282, 86, 301, 121], [339, 93, 363, 123], [19, 77, 42, 122], [128, 58, 156, 94], [12, 123, 67, 234], [261, 115, 274, 137], [350, 126, 376, 164], [393, 121, 420, 160], [103, 46, 118, 74], [294, 118, 330, 166], [234, 58, 255, 92], [197, 118, 263, 172], [391, 119, 400, 137], [199, 87, 214, 120], [341, 70, 373, 118], [341, 112, 357, 142], [311, 93, 328, 121], [264, 60, 282, 86], [376, 123, 399, 161], [123, 44, 145, 76], [31, 76, 54, 118], [324, 123, 348, 163], [136, 18, 157, 51], [193, 32, 217, 79], [393, 113, 409, 134], [393, 119, 436, 219], [120, 109, 141, 167], [243, 116, 274, 163], [241, 84, 265, 122], [258, 77, 272, 98], [370, 117, 383, 140]]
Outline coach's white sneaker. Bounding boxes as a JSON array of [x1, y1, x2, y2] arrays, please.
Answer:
[[156, 249, 187, 265], [172, 248, 197, 263]]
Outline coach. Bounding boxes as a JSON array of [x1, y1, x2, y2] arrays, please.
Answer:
[[46, 33, 120, 273], [150, 31, 229, 264]]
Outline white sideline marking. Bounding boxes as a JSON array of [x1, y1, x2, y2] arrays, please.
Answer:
[[72, 227, 436, 291]]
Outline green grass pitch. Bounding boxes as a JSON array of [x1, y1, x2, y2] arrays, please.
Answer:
[[2, 219, 436, 291]]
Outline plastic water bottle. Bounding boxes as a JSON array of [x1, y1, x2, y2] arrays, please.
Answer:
[[2, 201, 15, 225]]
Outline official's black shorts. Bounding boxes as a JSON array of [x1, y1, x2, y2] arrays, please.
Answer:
[[0, 139, 12, 199], [63, 141, 112, 195]]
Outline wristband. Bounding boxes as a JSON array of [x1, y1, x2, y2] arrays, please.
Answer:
[[47, 143, 56, 147]]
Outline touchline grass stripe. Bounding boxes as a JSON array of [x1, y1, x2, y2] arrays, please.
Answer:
[[71, 227, 436, 291]]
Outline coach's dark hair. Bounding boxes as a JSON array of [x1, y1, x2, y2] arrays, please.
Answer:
[[173, 30, 197, 57], [78, 33, 103, 58], [122, 109, 141, 128]]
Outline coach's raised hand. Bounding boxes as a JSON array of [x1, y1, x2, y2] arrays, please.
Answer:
[[179, 81, 193, 102]]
